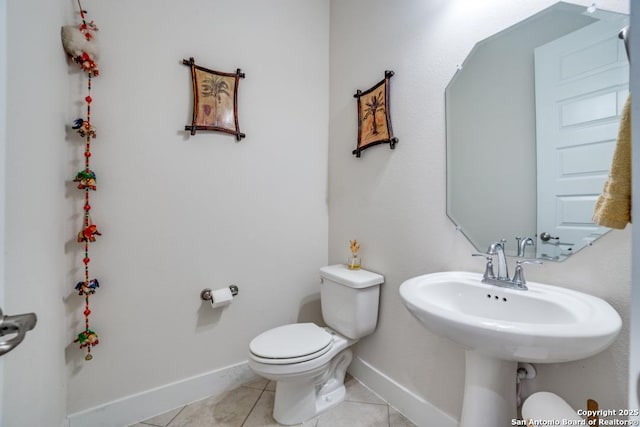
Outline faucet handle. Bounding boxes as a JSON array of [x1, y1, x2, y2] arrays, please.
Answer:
[[472, 253, 491, 258], [472, 253, 496, 280], [512, 259, 542, 288], [516, 259, 543, 267]]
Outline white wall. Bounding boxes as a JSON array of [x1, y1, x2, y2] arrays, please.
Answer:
[[3, 0, 69, 425], [329, 0, 631, 422], [3, 0, 328, 421], [62, 0, 329, 414]]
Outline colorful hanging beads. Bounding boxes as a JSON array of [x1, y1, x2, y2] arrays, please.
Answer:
[[72, 118, 96, 139], [74, 329, 99, 351], [66, 2, 101, 361], [75, 279, 100, 295], [73, 169, 97, 190], [74, 75, 100, 361]]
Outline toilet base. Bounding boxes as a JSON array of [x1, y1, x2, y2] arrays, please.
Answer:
[[273, 349, 352, 425]]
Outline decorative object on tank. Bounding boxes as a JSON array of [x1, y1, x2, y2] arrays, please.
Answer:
[[348, 239, 361, 270], [62, 0, 101, 361], [183, 57, 245, 140], [353, 70, 398, 157]]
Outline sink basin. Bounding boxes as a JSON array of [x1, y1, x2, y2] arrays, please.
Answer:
[[399, 271, 621, 363], [399, 271, 621, 427]]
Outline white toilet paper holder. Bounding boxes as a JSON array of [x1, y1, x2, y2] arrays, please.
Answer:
[[200, 285, 239, 303]]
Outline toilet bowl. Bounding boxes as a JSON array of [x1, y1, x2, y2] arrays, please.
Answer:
[[248, 265, 384, 425], [249, 323, 356, 425]]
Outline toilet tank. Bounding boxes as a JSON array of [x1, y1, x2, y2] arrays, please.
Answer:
[[319, 265, 384, 340]]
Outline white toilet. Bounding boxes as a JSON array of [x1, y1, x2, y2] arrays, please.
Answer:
[[248, 264, 384, 425]]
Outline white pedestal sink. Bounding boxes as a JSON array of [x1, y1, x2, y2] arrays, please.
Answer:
[[399, 271, 621, 427]]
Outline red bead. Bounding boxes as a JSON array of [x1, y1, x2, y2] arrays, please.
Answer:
[[84, 151, 91, 158], [84, 309, 91, 316], [83, 257, 90, 265], [85, 96, 92, 103], [84, 204, 91, 211]]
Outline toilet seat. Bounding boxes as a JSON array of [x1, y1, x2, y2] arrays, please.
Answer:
[[249, 328, 352, 381], [249, 323, 334, 365]]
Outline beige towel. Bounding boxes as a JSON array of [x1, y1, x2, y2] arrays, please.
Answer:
[[592, 95, 632, 229]]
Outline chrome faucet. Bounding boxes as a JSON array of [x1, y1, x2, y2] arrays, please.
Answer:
[[516, 236, 535, 257], [487, 239, 509, 280], [473, 240, 542, 290]]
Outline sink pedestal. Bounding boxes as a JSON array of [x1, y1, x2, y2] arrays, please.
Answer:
[[460, 351, 517, 427]]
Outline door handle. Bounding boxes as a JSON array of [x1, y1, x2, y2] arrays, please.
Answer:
[[0, 308, 37, 356], [539, 232, 559, 242], [539, 232, 574, 247]]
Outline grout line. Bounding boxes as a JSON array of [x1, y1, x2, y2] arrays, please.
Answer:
[[344, 397, 389, 406], [165, 405, 186, 427], [240, 388, 265, 427]]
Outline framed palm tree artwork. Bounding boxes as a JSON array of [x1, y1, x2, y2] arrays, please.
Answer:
[[352, 70, 398, 157], [183, 57, 245, 140]]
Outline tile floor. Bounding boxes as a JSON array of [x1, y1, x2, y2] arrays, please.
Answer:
[[131, 374, 416, 427]]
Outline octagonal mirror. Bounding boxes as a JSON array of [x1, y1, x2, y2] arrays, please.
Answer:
[[446, 2, 628, 261]]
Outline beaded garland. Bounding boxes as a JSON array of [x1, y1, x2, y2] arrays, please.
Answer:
[[66, 1, 101, 361]]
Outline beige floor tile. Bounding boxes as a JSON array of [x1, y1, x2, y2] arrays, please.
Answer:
[[135, 376, 410, 427], [344, 374, 386, 405], [315, 400, 389, 427], [243, 377, 269, 390], [138, 406, 184, 426], [242, 391, 318, 427], [167, 386, 261, 427], [240, 391, 278, 427], [389, 407, 417, 427]]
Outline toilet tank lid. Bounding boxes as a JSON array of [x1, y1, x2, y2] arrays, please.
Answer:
[[320, 264, 384, 289]]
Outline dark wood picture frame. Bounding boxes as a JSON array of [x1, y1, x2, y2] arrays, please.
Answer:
[[353, 70, 398, 157], [183, 57, 245, 141]]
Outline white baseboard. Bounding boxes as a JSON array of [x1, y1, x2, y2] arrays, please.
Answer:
[[348, 356, 458, 427], [67, 361, 258, 427], [66, 357, 456, 427]]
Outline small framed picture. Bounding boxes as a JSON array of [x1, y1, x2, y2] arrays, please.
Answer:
[[353, 70, 398, 157], [183, 57, 245, 141]]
